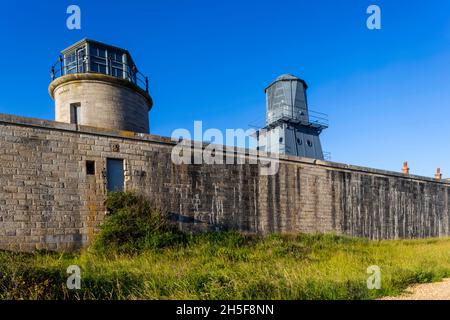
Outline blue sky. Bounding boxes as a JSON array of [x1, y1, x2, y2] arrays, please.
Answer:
[[1, 0, 449, 177]]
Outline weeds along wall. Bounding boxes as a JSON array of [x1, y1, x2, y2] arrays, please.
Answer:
[[0, 114, 449, 252]]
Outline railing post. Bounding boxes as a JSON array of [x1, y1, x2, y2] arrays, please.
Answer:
[[51, 66, 55, 80], [132, 65, 137, 84], [145, 77, 149, 93], [59, 55, 63, 76], [107, 56, 112, 75]]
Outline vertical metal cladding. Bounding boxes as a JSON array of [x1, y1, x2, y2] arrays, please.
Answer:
[[258, 74, 328, 160]]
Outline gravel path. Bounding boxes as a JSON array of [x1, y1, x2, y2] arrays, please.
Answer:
[[381, 278, 450, 300]]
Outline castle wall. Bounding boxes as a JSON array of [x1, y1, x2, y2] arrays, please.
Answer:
[[0, 114, 449, 251]]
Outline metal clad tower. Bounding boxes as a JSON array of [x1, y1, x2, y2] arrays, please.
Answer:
[[259, 74, 327, 159], [49, 39, 153, 133]]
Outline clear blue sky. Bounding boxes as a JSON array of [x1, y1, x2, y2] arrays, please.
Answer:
[[1, 0, 449, 177]]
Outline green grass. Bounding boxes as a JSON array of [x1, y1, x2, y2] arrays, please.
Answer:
[[1, 233, 450, 300], [1, 192, 450, 300]]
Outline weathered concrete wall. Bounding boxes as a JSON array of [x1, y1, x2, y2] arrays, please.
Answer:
[[0, 114, 449, 251]]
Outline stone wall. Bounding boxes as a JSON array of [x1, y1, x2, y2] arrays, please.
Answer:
[[0, 114, 449, 251]]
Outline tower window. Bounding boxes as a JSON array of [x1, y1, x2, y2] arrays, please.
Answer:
[[297, 138, 302, 145], [86, 160, 95, 175], [70, 103, 81, 125], [307, 140, 313, 147]]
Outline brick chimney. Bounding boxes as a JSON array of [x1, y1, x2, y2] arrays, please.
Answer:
[[402, 161, 409, 175], [435, 168, 442, 180]]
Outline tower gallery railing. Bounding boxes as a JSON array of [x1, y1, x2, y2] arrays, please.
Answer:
[[50, 54, 149, 94], [248, 107, 329, 130], [266, 105, 329, 128]]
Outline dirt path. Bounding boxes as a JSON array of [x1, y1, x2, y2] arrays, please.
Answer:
[[381, 278, 450, 300]]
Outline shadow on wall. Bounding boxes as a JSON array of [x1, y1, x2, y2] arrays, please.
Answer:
[[167, 212, 230, 232]]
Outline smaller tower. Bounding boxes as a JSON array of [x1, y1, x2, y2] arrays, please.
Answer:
[[257, 74, 328, 159], [49, 39, 153, 133]]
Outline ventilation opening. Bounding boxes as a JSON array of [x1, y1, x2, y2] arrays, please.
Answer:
[[86, 160, 95, 175]]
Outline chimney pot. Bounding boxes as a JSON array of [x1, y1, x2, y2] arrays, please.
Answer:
[[402, 161, 410, 175], [435, 168, 442, 180]]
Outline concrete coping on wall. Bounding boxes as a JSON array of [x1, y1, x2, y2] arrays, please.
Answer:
[[0, 112, 448, 186]]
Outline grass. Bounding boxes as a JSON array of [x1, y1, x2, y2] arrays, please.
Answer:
[[1, 233, 450, 300], [1, 192, 450, 300]]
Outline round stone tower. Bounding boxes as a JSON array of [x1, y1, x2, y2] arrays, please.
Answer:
[[49, 39, 153, 133]]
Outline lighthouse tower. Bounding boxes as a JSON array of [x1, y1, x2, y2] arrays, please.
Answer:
[[49, 39, 153, 133], [257, 74, 327, 159]]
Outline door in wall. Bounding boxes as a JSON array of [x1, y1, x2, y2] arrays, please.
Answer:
[[106, 158, 124, 192]]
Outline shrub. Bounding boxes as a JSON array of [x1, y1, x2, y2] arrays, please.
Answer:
[[92, 192, 186, 254]]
